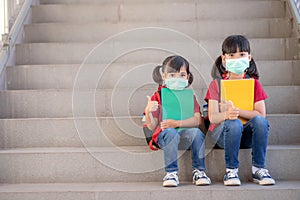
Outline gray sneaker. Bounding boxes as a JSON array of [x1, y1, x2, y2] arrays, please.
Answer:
[[253, 168, 275, 185], [193, 169, 211, 186]]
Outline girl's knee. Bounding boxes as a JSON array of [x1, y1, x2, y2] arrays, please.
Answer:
[[225, 119, 243, 134], [187, 128, 205, 140], [250, 116, 269, 139], [251, 116, 269, 127], [158, 128, 179, 147], [163, 128, 179, 140]]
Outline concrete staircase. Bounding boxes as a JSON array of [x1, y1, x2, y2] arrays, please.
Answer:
[[1, 0, 300, 199]]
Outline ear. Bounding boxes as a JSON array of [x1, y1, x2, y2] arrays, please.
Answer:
[[161, 73, 166, 80], [248, 54, 252, 61], [221, 55, 226, 65]]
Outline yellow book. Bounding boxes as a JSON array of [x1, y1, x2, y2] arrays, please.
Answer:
[[220, 79, 255, 124]]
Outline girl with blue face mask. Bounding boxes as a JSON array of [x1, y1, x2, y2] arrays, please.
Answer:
[[204, 35, 275, 186], [144, 55, 211, 187]]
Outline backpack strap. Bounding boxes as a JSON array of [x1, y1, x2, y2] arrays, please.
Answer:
[[217, 78, 221, 103], [204, 79, 221, 131], [149, 140, 159, 151], [148, 90, 161, 151]]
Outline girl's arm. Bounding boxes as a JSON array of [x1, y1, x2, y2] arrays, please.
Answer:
[[178, 112, 201, 127], [238, 100, 266, 119], [145, 111, 158, 131], [145, 96, 159, 130], [208, 99, 239, 124], [160, 112, 200, 130]]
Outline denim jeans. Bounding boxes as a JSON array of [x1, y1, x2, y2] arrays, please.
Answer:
[[210, 116, 269, 169], [157, 128, 206, 172]]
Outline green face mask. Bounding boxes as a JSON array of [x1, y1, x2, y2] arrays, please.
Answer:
[[225, 57, 249, 74], [165, 78, 188, 90]]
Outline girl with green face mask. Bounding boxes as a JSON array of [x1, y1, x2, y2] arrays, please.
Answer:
[[204, 35, 275, 186], [211, 35, 259, 80], [144, 55, 211, 187]]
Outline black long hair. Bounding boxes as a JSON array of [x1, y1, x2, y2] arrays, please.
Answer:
[[211, 35, 259, 79], [152, 55, 193, 86]]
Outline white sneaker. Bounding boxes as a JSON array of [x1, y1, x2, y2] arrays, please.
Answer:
[[163, 172, 179, 187], [193, 169, 211, 186], [223, 168, 241, 186]]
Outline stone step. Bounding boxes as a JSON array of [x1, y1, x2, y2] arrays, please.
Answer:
[[0, 145, 299, 183], [0, 115, 299, 149], [0, 181, 299, 200], [31, 1, 285, 23], [39, 0, 282, 4], [0, 117, 146, 148], [15, 38, 299, 65], [0, 86, 299, 119], [6, 60, 300, 90], [24, 18, 292, 43]]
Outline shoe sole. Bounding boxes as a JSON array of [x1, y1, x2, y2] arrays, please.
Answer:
[[195, 183, 211, 186], [163, 180, 178, 187], [224, 183, 241, 186], [253, 178, 275, 186], [194, 180, 211, 186], [163, 184, 178, 187], [224, 179, 241, 186]]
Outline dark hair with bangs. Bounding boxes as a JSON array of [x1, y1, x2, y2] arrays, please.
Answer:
[[152, 55, 193, 86], [211, 35, 259, 79]]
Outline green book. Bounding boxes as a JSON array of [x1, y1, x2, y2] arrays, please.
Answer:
[[161, 88, 194, 121]]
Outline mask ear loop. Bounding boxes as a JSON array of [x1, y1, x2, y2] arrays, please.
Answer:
[[221, 60, 228, 79], [160, 66, 165, 86], [244, 67, 249, 78], [221, 54, 228, 79]]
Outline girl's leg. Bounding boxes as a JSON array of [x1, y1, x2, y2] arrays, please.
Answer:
[[179, 128, 211, 185], [211, 119, 243, 169], [242, 116, 275, 185], [242, 116, 269, 168], [157, 128, 180, 172], [179, 128, 206, 171], [211, 120, 243, 186]]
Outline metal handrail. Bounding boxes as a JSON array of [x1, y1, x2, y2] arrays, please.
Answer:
[[1, 0, 24, 47], [290, 0, 300, 25], [0, 0, 32, 83]]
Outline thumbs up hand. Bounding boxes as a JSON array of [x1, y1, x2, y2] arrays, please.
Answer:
[[145, 96, 159, 113]]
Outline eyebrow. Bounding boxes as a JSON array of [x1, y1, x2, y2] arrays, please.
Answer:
[[167, 72, 187, 76]]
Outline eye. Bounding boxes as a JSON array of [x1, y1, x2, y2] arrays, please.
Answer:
[[240, 53, 247, 56]]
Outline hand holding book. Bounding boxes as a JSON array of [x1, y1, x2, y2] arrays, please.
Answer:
[[219, 100, 239, 120], [225, 100, 240, 120]]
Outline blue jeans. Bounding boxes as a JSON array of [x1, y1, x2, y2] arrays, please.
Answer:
[[211, 116, 269, 169], [157, 128, 206, 172]]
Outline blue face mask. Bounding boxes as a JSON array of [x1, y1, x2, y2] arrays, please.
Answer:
[[225, 57, 249, 75], [165, 78, 188, 90]]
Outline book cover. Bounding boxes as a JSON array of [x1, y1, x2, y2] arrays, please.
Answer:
[[220, 79, 255, 124], [161, 88, 194, 121]]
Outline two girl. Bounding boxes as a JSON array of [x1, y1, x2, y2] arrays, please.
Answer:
[[144, 35, 275, 187]]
